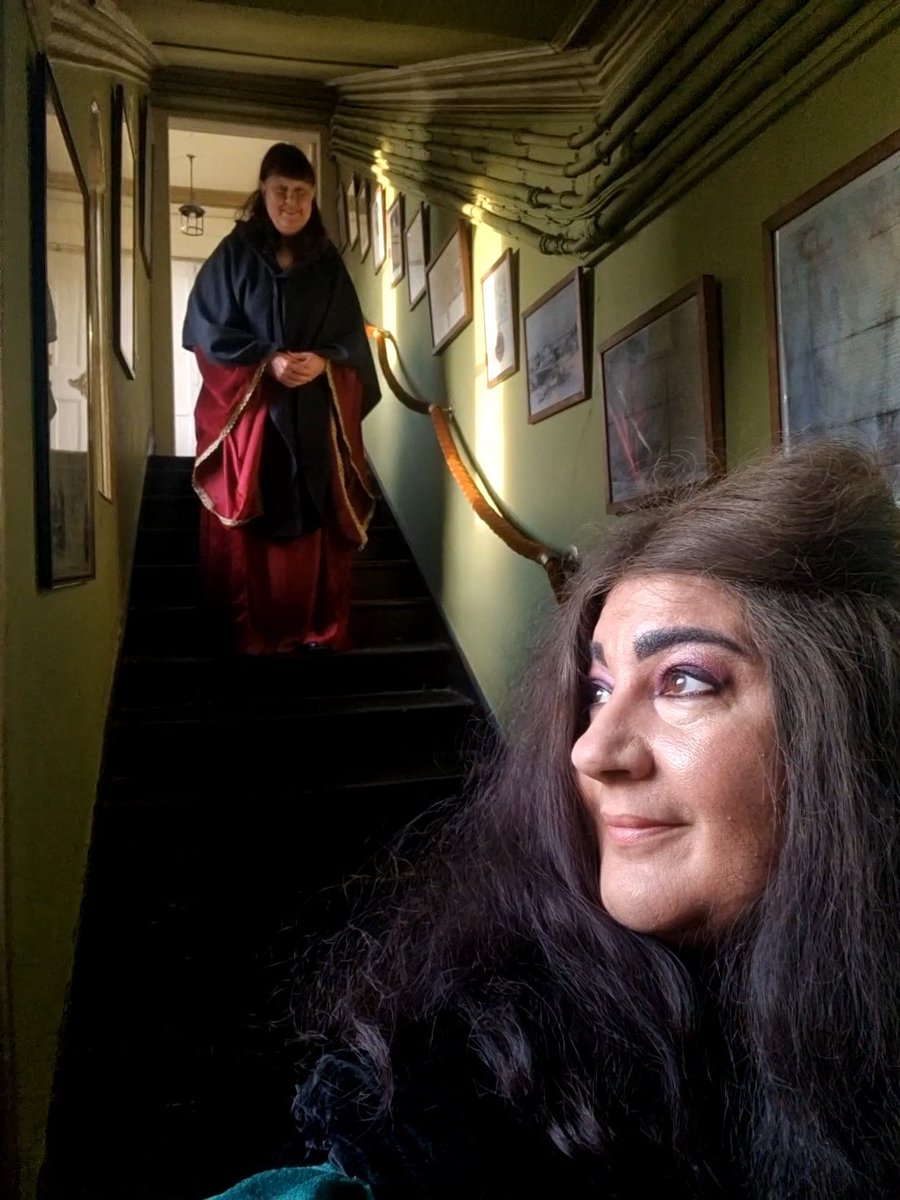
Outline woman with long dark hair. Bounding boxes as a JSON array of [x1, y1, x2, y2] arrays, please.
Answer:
[[184, 143, 379, 654], [212, 440, 900, 1199]]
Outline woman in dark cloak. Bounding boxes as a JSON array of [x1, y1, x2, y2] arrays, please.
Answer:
[[183, 142, 379, 654], [208, 441, 900, 1199]]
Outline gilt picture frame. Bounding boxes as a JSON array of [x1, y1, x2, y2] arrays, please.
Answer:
[[598, 275, 724, 513], [426, 220, 473, 354]]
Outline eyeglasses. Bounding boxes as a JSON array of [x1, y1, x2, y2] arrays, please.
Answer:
[[265, 183, 314, 204]]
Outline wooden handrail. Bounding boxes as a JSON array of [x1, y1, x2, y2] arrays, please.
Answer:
[[366, 324, 578, 603]]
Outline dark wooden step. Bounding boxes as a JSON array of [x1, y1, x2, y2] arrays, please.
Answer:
[[113, 640, 453, 711]]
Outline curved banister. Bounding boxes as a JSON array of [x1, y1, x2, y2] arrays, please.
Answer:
[[366, 324, 579, 603]]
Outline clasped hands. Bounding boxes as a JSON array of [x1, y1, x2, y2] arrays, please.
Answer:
[[268, 350, 327, 388]]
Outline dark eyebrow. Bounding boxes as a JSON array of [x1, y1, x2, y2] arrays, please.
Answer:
[[590, 626, 749, 665]]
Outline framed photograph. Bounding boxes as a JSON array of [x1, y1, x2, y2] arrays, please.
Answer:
[[388, 194, 405, 286], [137, 94, 153, 277], [426, 220, 473, 353], [405, 202, 429, 309], [111, 84, 136, 378], [345, 177, 358, 248], [335, 179, 348, 249], [481, 248, 519, 387], [598, 275, 724, 512], [29, 55, 95, 586], [371, 184, 386, 273], [764, 129, 900, 495], [357, 178, 370, 260], [523, 268, 590, 424]]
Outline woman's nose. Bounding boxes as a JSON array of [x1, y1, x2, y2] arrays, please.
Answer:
[[571, 705, 653, 782]]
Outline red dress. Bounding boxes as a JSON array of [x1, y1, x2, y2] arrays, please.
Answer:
[[184, 228, 379, 654]]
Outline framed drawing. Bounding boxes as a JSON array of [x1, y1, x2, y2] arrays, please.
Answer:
[[598, 275, 723, 512], [405, 202, 429, 308], [111, 84, 136, 377], [138, 93, 153, 277], [481, 248, 519, 387], [29, 55, 96, 586], [371, 184, 386, 273], [764, 129, 900, 495], [426, 220, 473, 353], [335, 179, 348, 249], [346, 177, 359, 248], [357, 178, 370, 260], [388, 194, 405, 286], [523, 268, 589, 424]]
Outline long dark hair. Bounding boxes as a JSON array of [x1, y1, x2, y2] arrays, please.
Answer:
[[237, 141, 329, 263], [297, 441, 900, 1197]]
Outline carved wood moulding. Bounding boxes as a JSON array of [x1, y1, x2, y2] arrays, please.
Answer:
[[47, 0, 157, 82], [331, 0, 900, 263]]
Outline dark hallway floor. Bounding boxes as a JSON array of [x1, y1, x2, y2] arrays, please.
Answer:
[[40, 456, 484, 1200]]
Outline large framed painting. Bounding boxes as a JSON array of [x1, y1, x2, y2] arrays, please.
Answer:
[[523, 268, 590, 424], [598, 275, 724, 513], [111, 84, 136, 377], [29, 55, 95, 586], [764, 129, 900, 496], [426, 221, 472, 353]]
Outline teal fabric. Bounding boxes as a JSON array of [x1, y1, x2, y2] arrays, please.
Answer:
[[208, 1164, 374, 1199]]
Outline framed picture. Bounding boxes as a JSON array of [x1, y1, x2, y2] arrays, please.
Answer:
[[335, 180, 348, 249], [111, 84, 136, 378], [357, 178, 370, 260], [371, 183, 386, 273], [426, 220, 473, 353], [346, 177, 358, 248], [598, 275, 724, 512], [405, 202, 429, 309], [764, 129, 900, 495], [523, 268, 590, 424], [388, 194, 405, 286], [137, 94, 153, 277], [29, 55, 96, 586], [481, 248, 519, 387]]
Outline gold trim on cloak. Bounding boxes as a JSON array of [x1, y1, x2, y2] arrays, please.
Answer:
[[192, 359, 267, 526], [325, 360, 377, 549]]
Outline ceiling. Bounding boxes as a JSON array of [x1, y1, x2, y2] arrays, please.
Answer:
[[118, 0, 601, 81]]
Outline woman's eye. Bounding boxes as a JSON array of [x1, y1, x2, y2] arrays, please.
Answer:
[[660, 670, 715, 697], [586, 679, 612, 707]]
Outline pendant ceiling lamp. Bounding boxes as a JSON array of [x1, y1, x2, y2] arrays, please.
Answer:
[[179, 153, 205, 236]]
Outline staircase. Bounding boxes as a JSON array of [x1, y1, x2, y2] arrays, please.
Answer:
[[40, 455, 486, 1200]]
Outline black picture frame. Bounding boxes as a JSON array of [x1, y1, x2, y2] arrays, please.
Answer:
[[111, 84, 136, 378], [388, 194, 405, 286], [29, 55, 96, 587], [522, 267, 590, 424], [138, 93, 153, 277]]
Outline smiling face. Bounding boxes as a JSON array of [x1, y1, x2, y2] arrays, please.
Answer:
[[570, 573, 780, 943], [260, 173, 316, 238]]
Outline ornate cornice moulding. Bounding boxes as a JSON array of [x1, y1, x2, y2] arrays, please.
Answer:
[[47, 0, 157, 82], [151, 67, 335, 129], [332, 0, 900, 263]]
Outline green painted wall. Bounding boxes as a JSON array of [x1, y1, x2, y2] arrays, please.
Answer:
[[0, 6, 155, 1194], [349, 20, 900, 719]]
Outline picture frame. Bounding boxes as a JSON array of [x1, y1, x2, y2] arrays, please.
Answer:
[[405, 202, 429, 309], [357, 178, 370, 260], [598, 275, 724, 513], [481, 248, 519, 387], [335, 179, 348, 250], [371, 183, 386, 273], [345, 177, 358, 248], [388, 194, 405, 286], [764, 128, 900, 495], [523, 267, 590, 425], [426, 220, 473, 353], [29, 55, 96, 587], [111, 84, 136, 378], [137, 93, 153, 277]]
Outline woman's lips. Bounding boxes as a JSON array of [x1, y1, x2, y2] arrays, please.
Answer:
[[601, 814, 685, 845]]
